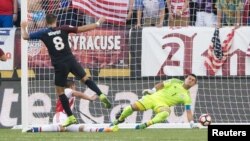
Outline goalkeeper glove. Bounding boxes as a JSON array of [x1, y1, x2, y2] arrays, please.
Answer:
[[189, 120, 199, 129], [142, 88, 156, 95]]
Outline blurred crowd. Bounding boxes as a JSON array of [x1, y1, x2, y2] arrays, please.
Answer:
[[0, 0, 250, 28]]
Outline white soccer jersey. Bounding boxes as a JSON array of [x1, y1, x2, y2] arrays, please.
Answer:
[[53, 88, 75, 124]]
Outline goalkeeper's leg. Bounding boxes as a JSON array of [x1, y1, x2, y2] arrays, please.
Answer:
[[110, 101, 145, 126], [135, 106, 170, 129]]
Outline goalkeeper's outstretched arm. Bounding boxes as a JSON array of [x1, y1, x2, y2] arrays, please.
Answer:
[[186, 105, 199, 128], [186, 108, 194, 122]]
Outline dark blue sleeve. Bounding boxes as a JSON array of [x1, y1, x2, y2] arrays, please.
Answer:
[[29, 29, 46, 40]]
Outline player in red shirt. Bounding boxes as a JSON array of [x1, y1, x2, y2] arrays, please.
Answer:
[[0, 0, 18, 27]]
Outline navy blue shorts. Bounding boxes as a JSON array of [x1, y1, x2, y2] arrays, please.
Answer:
[[54, 59, 86, 87]]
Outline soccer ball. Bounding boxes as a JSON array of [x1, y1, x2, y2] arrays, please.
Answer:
[[199, 114, 211, 126]]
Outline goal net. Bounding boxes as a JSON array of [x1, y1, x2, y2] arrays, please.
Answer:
[[21, 0, 250, 129]]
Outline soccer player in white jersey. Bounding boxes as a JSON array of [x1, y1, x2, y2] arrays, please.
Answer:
[[24, 79, 117, 133]]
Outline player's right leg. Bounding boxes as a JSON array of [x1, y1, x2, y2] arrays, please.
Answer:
[[55, 78, 77, 126], [54, 63, 77, 127], [56, 86, 77, 127]]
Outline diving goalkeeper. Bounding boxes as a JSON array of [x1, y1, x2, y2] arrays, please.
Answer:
[[110, 74, 199, 129]]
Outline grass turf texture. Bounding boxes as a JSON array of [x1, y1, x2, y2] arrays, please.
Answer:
[[0, 128, 207, 141]]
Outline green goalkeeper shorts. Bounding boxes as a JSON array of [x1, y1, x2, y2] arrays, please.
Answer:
[[138, 95, 169, 113]]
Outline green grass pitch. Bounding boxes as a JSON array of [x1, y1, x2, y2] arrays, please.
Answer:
[[0, 128, 207, 141]]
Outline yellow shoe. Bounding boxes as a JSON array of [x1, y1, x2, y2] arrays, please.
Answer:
[[111, 125, 119, 132], [62, 115, 77, 127], [99, 94, 111, 109], [109, 119, 124, 127]]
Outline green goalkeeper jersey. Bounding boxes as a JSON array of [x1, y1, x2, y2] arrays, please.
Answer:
[[152, 78, 192, 107]]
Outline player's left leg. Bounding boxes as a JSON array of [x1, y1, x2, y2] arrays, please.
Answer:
[[135, 106, 170, 129], [81, 75, 111, 109], [71, 60, 111, 108]]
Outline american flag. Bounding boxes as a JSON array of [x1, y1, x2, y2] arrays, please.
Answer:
[[204, 28, 235, 75], [72, 0, 129, 25]]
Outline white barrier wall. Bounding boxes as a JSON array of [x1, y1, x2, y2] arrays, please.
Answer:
[[141, 27, 250, 76]]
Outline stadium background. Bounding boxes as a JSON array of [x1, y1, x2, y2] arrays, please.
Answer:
[[0, 28, 250, 128]]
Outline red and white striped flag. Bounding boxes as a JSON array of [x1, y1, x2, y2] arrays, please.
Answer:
[[72, 0, 129, 25], [204, 28, 236, 75]]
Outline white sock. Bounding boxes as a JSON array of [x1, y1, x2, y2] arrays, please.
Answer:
[[83, 127, 109, 132], [40, 124, 60, 132], [83, 127, 99, 132], [66, 124, 82, 132], [66, 124, 102, 132]]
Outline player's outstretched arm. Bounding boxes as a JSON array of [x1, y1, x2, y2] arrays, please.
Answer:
[[77, 17, 106, 33], [72, 91, 98, 101], [21, 21, 29, 40]]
